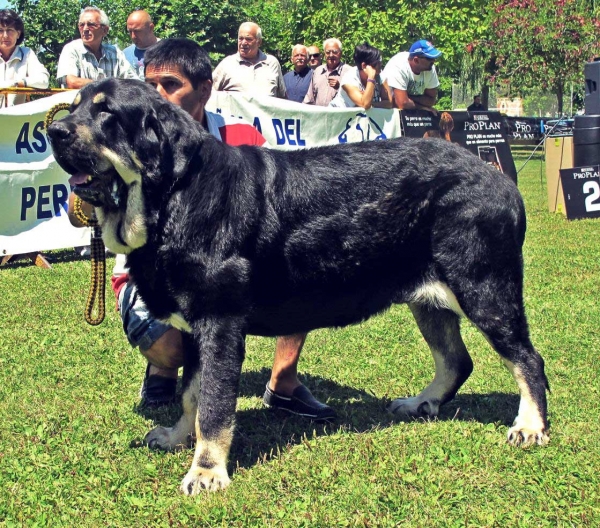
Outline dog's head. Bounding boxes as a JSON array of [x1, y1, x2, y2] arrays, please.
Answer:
[[47, 78, 205, 252]]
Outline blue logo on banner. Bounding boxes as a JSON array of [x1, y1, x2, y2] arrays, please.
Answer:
[[338, 113, 387, 143]]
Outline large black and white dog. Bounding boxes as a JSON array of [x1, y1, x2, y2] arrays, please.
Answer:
[[48, 79, 549, 494]]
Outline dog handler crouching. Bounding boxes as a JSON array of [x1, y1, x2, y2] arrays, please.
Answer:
[[68, 38, 335, 420]]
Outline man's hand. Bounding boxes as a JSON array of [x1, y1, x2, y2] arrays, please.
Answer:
[[328, 77, 340, 90], [363, 64, 379, 81], [423, 106, 438, 116], [64, 76, 95, 89]]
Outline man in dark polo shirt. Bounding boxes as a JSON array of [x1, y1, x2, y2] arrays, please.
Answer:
[[283, 44, 312, 103]]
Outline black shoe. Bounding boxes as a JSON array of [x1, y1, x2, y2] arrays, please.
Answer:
[[139, 363, 177, 407], [263, 383, 337, 421]]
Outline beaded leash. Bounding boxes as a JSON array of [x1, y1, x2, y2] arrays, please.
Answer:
[[45, 103, 106, 325]]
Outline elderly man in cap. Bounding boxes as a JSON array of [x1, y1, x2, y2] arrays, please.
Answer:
[[382, 39, 442, 113]]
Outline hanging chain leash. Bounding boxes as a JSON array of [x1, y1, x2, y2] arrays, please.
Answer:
[[45, 102, 106, 325]]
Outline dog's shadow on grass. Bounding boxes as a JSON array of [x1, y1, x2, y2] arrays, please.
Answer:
[[137, 367, 520, 472]]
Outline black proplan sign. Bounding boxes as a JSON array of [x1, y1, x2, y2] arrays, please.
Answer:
[[400, 110, 517, 183], [559, 165, 600, 220]]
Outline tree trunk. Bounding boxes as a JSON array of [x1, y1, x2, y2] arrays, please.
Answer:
[[556, 82, 564, 115], [481, 83, 490, 110], [482, 57, 497, 110]]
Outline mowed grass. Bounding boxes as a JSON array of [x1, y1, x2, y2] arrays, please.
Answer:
[[1, 156, 599, 527]]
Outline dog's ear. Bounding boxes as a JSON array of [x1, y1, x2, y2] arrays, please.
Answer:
[[135, 104, 200, 182], [132, 108, 163, 175]]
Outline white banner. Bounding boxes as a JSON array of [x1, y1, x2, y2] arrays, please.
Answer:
[[1, 89, 402, 256], [206, 91, 402, 149], [0, 90, 91, 256]]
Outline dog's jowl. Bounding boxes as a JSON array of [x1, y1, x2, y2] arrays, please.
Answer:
[[48, 79, 550, 494]]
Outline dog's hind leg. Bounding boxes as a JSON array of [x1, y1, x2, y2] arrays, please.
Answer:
[[464, 300, 549, 447], [389, 302, 473, 418], [446, 260, 549, 447]]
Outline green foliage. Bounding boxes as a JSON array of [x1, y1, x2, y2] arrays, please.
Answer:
[[9, 0, 596, 112], [521, 85, 584, 116], [158, 0, 242, 61]]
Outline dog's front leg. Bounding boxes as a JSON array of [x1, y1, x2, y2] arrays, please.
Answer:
[[180, 318, 245, 494]]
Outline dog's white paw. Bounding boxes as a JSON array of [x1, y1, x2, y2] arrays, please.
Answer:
[[145, 426, 188, 451], [507, 424, 549, 447], [180, 467, 231, 494], [388, 396, 440, 418]]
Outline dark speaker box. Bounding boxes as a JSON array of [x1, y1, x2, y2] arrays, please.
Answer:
[[584, 60, 600, 115], [573, 114, 600, 166]]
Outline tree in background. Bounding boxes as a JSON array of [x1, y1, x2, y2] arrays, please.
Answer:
[[479, 0, 600, 115], [157, 0, 241, 61]]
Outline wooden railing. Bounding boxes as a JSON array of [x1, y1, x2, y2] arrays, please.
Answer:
[[0, 87, 72, 107]]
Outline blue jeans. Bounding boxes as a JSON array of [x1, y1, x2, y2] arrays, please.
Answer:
[[118, 281, 171, 352]]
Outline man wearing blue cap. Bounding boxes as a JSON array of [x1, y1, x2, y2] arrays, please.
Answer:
[[382, 39, 442, 113]]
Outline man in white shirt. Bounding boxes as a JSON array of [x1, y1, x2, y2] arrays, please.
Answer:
[[382, 39, 442, 113], [212, 22, 286, 98]]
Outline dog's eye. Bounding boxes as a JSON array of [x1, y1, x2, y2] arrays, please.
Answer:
[[95, 102, 115, 120], [91, 92, 115, 117]]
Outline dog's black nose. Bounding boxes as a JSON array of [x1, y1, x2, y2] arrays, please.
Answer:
[[47, 120, 74, 143]]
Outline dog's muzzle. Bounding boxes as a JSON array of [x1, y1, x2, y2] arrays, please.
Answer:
[[47, 119, 124, 209]]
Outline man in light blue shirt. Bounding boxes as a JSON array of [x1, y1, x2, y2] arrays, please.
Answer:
[[122, 9, 159, 80]]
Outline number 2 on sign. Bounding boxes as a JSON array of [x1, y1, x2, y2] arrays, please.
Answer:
[[583, 181, 600, 212]]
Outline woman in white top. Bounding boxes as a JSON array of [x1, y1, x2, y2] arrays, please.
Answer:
[[329, 42, 392, 110], [0, 9, 50, 106]]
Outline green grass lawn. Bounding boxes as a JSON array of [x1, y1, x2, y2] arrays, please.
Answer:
[[1, 156, 599, 526]]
